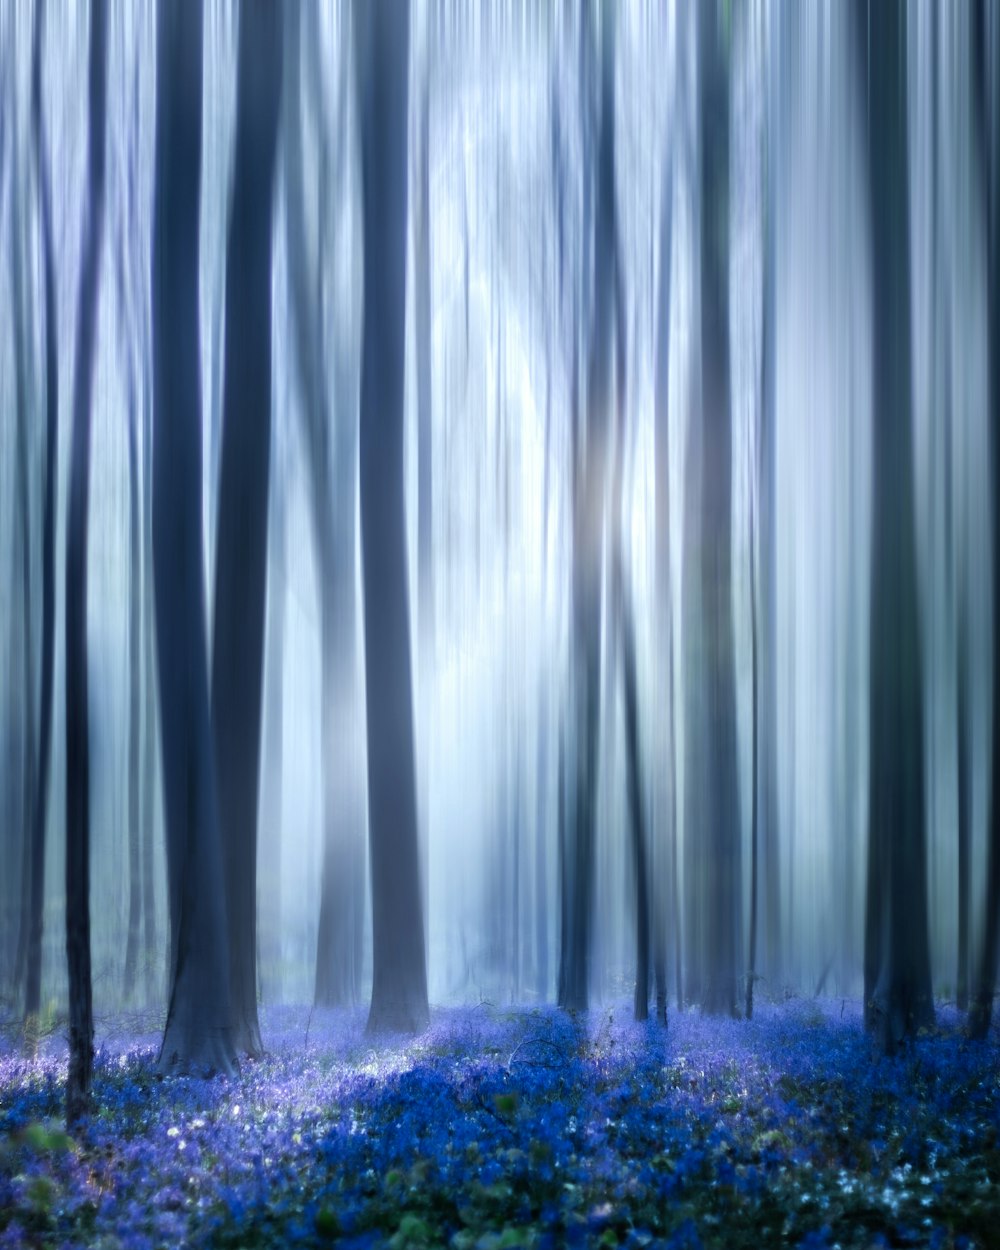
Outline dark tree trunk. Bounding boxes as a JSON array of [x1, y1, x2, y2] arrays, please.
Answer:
[[259, 449, 286, 1004], [698, 0, 741, 1018], [65, 0, 107, 1127], [123, 328, 142, 1004], [357, 0, 429, 1035], [152, 0, 236, 1077], [24, 0, 57, 1034], [141, 376, 158, 1000], [957, 603, 970, 1011], [211, 0, 282, 1061], [861, 0, 935, 1053], [416, 71, 434, 939], [747, 458, 759, 1021], [9, 31, 37, 1014], [621, 584, 651, 1024], [970, 0, 1000, 1042], [758, 95, 781, 992], [654, 82, 676, 1026]]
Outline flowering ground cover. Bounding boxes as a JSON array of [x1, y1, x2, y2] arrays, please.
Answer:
[[0, 1001, 997, 1248]]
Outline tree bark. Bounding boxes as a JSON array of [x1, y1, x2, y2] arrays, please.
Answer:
[[65, 0, 107, 1127], [970, 0, 1000, 1042], [862, 0, 935, 1053], [698, 0, 741, 1018], [357, 0, 429, 1035], [23, 0, 57, 1036], [152, 0, 236, 1077], [211, 0, 282, 1061], [282, 1, 363, 1010]]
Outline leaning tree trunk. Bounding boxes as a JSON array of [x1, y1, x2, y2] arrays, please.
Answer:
[[65, 0, 107, 1128], [211, 0, 282, 1061], [152, 0, 236, 1078], [862, 0, 935, 1054], [24, 0, 58, 1036], [357, 0, 428, 1035]]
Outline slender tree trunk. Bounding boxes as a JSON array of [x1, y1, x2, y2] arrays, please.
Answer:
[[10, 42, 37, 1014], [862, 0, 934, 1053], [211, 0, 282, 1061], [416, 71, 434, 943], [758, 102, 781, 992], [957, 598, 970, 1010], [141, 374, 158, 1001], [698, 0, 741, 1018], [65, 0, 107, 1127], [970, 0, 1000, 1042], [152, 0, 236, 1077], [747, 466, 759, 1020], [24, 0, 57, 1035], [654, 90, 676, 1026], [282, 1, 363, 1010], [123, 339, 142, 1004], [357, 0, 428, 1035], [258, 449, 286, 1004], [559, 0, 616, 1017]]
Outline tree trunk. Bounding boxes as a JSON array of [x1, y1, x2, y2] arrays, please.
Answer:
[[970, 0, 1000, 1042], [747, 455, 759, 1021], [152, 0, 236, 1078], [258, 446, 286, 1004], [9, 23, 37, 1016], [123, 322, 142, 1004], [357, 0, 428, 1035], [416, 71, 434, 942], [558, 0, 615, 1017], [141, 370, 158, 1001], [211, 0, 282, 1061], [24, 0, 57, 1035], [654, 79, 676, 1025], [65, 0, 107, 1127], [282, 1, 363, 1010], [698, 0, 741, 1018], [862, 0, 935, 1053]]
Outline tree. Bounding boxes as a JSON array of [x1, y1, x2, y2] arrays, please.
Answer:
[[698, 0, 741, 1018], [211, 0, 282, 1060], [283, 0, 365, 1010], [558, 1, 609, 1015], [654, 4, 681, 1024], [65, 0, 108, 1126], [861, 0, 934, 1053], [23, 0, 58, 1037], [357, 0, 429, 1034], [152, 0, 236, 1077], [970, 0, 1000, 1042]]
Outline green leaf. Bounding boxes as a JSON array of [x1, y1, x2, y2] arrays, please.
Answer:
[[314, 1206, 339, 1239]]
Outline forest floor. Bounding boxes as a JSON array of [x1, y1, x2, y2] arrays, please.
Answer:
[[0, 998, 997, 1249]]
